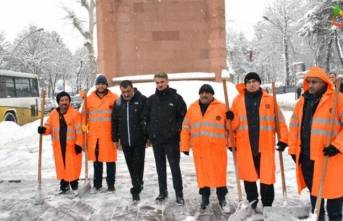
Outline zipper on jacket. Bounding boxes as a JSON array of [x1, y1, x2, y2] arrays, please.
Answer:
[[126, 102, 131, 146]]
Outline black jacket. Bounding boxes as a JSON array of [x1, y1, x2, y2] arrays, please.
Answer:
[[300, 89, 325, 156], [143, 87, 187, 145], [245, 89, 263, 157], [112, 89, 147, 147]]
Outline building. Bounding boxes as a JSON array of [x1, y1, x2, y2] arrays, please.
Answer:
[[96, 0, 227, 81]]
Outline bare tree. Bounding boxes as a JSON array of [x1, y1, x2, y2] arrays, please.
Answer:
[[298, 0, 343, 71], [6, 25, 75, 97], [227, 32, 256, 82], [0, 32, 10, 67], [73, 46, 93, 92], [63, 0, 97, 84]]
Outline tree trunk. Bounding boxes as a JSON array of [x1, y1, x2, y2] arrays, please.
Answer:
[[87, 0, 97, 80], [283, 5, 291, 86], [334, 29, 343, 68], [325, 34, 333, 72]]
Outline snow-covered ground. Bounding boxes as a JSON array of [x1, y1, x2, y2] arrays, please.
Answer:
[[0, 78, 312, 221]]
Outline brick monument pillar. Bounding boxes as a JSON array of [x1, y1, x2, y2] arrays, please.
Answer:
[[96, 0, 227, 81]]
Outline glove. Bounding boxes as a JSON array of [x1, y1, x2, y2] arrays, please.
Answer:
[[276, 141, 288, 152], [323, 145, 341, 157], [37, 126, 46, 134], [182, 151, 189, 156], [81, 124, 88, 133], [291, 154, 296, 162], [75, 145, 83, 154], [228, 147, 236, 152], [226, 111, 234, 120]]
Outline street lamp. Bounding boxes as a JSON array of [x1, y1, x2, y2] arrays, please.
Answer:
[[9, 28, 44, 60], [263, 16, 291, 86]]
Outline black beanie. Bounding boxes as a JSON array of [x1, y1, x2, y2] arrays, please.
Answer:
[[244, 72, 261, 84], [95, 74, 108, 86], [56, 91, 71, 104], [199, 84, 215, 95]]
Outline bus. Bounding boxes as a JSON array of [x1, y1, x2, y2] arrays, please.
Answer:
[[0, 70, 40, 125]]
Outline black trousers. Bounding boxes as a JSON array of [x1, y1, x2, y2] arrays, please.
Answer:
[[152, 142, 183, 197], [199, 186, 228, 201], [244, 181, 274, 208], [60, 179, 78, 191], [243, 152, 274, 208], [93, 140, 116, 189], [93, 162, 116, 189], [123, 145, 145, 195], [300, 154, 343, 221]]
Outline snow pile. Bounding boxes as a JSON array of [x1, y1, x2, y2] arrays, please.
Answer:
[[0, 120, 41, 146]]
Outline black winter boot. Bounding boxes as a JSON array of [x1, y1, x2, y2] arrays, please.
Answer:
[[200, 195, 210, 210], [155, 192, 168, 201]]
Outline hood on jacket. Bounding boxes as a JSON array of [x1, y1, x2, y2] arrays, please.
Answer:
[[303, 67, 334, 93]]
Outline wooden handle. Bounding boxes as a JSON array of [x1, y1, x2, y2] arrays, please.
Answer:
[[222, 80, 242, 201], [38, 90, 46, 185], [82, 90, 89, 180], [315, 78, 341, 220], [272, 82, 287, 201]]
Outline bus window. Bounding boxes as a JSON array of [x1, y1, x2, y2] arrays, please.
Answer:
[[15, 78, 31, 97], [30, 78, 39, 97], [0, 76, 5, 98], [4, 77, 15, 98]]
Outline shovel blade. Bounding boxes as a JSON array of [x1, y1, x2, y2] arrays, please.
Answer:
[[228, 200, 257, 221], [78, 181, 91, 197]]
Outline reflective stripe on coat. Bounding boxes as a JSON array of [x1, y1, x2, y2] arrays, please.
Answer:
[[85, 90, 118, 162], [180, 99, 228, 188], [288, 67, 343, 199], [231, 83, 288, 184], [44, 107, 83, 181]]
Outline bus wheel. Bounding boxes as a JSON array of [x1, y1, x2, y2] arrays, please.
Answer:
[[4, 112, 17, 123]]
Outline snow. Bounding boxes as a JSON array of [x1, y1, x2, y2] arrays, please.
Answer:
[[0, 75, 313, 220]]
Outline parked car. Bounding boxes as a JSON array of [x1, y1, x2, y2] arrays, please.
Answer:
[[44, 98, 57, 113], [71, 95, 83, 109]]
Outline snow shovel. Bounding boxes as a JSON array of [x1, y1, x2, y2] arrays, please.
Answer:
[[78, 89, 91, 197], [222, 80, 252, 220], [36, 89, 46, 204], [262, 82, 310, 220], [313, 79, 341, 220]]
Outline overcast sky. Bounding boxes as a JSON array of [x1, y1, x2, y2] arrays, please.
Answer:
[[0, 0, 273, 52]]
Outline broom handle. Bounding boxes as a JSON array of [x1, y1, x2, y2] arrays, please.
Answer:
[[315, 79, 341, 220], [222, 80, 242, 201], [272, 82, 287, 202], [38, 90, 46, 186], [82, 90, 89, 181]]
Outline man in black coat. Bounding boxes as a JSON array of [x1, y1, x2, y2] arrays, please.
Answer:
[[143, 72, 187, 206], [329, 71, 343, 92], [112, 80, 147, 202]]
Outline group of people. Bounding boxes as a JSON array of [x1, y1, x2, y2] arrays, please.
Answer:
[[38, 67, 343, 221]]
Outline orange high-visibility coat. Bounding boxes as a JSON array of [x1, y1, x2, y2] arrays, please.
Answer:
[[84, 90, 117, 162], [180, 99, 229, 188], [288, 67, 343, 199], [44, 107, 83, 181], [231, 84, 288, 184]]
